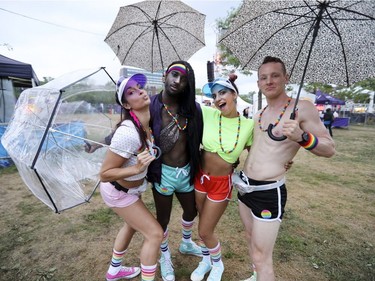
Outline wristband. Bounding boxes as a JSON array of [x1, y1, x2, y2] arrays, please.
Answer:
[[299, 132, 318, 150]]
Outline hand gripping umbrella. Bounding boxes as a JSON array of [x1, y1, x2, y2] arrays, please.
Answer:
[[104, 0, 206, 72], [220, 0, 375, 141]]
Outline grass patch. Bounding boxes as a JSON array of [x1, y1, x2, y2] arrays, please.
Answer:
[[0, 125, 374, 281]]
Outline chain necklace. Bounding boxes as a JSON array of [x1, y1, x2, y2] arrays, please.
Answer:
[[219, 113, 241, 154], [258, 97, 292, 132], [163, 103, 188, 131]]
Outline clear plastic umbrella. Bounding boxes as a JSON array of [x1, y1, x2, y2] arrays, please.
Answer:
[[1, 68, 117, 212], [104, 0, 206, 72]]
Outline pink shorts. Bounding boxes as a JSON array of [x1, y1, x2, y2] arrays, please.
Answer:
[[194, 170, 233, 202], [100, 182, 139, 208]]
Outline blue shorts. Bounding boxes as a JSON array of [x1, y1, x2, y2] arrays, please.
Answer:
[[153, 164, 193, 196]]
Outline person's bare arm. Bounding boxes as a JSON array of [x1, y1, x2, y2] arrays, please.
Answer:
[[282, 100, 335, 158], [99, 149, 155, 182]]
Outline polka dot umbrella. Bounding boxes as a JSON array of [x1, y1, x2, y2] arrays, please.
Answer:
[[220, 0, 375, 140]]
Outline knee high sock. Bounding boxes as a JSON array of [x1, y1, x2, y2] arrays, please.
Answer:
[[141, 263, 157, 281], [208, 242, 223, 267], [108, 248, 127, 275], [199, 237, 211, 264], [181, 217, 194, 243], [160, 228, 171, 259]]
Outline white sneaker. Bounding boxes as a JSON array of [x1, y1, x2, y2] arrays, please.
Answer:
[[179, 240, 203, 257], [159, 256, 175, 281], [190, 261, 212, 281], [207, 264, 224, 281]]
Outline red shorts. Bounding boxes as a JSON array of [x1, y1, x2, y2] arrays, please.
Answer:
[[194, 170, 233, 202]]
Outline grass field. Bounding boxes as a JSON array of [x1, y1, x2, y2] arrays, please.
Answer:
[[0, 125, 374, 281]]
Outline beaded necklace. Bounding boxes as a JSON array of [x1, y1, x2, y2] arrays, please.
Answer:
[[163, 104, 188, 131], [219, 113, 241, 154], [258, 97, 292, 132]]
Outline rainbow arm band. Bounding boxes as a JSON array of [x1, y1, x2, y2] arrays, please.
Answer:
[[300, 132, 318, 150]]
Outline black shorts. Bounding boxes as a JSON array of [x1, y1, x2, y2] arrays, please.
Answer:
[[237, 177, 287, 222]]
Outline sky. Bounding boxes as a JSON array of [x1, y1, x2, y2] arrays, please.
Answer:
[[0, 0, 259, 93]]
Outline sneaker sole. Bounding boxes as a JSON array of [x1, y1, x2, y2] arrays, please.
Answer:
[[106, 268, 141, 281], [190, 274, 207, 281], [190, 266, 211, 281], [162, 276, 175, 281], [179, 249, 203, 257]]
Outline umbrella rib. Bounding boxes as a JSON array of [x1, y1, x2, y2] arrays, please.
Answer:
[[241, 10, 314, 69], [152, 20, 181, 68], [291, 3, 328, 117], [107, 2, 205, 72], [220, 2, 317, 42], [152, 1, 163, 71], [288, 22, 315, 81], [120, 26, 153, 66], [328, 2, 375, 21], [288, 0, 320, 78], [155, 10, 206, 45], [105, 2, 155, 39], [157, 22, 205, 45], [150, 10, 206, 70], [323, 7, 350, 86], [105, 21, 153, 39]]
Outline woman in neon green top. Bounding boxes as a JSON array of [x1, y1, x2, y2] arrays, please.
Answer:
[[190, 76, 254, 281]]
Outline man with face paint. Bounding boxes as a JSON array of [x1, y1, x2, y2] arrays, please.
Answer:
[[147, 61, 203, 281]]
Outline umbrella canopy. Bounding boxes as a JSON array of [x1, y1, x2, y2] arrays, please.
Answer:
[[1, 68, 116, 213], [220, 0, 374, 140], [315, 90, 345, 105], [220, 0, 375, 86], [105, 0, 206, 72]]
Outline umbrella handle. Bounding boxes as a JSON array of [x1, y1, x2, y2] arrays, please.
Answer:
[[152, 145, 162, 160], [267, 112, 296, 141]]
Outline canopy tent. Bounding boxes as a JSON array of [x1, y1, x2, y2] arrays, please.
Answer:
[[0, 54, 39, 87], [1, 54, 39, 167], [315, 90, 345, 105]]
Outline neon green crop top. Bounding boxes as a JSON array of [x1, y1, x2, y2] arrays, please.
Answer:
[[201, 106, 254, 163]]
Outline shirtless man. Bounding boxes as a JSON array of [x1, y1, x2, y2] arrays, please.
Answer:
[[237, 56, 335, 281]]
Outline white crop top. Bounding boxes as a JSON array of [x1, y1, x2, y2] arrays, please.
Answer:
[[109, 120, 152, 181]]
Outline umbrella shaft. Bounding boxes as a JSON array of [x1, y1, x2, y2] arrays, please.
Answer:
[[293, 4, 325, 116]]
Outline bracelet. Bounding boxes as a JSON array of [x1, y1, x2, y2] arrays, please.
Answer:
[[300, 132, 319, 150]]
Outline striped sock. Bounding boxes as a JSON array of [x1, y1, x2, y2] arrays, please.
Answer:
[[208, 242, 223, 267], [199, 237, 211, 264], [141, 263, 157, 281], [160, 228, 171, 260], [181, 217, 194, 243], [107, 248, 127, 275]]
